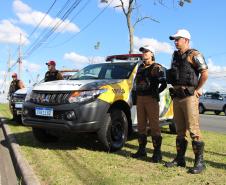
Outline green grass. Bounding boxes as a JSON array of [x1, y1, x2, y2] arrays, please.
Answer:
[[1, 104, 226, 185]]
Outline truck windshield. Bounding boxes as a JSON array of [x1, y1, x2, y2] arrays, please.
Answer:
[[70, 62, 137, 80]]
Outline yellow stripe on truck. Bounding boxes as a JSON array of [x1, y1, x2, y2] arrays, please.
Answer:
[[98, 65, 138, 104]]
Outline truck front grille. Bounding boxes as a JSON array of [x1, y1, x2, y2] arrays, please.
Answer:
[[12, 94, 26, 103], [30, 91, 71, 105]]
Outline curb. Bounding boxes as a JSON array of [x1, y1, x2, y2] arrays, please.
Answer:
[[1, 120, 41, 185]]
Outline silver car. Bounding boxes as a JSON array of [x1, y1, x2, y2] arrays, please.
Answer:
[[199, 92, 226, 115]]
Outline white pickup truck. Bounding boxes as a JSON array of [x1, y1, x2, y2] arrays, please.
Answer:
[[199, 92, 226, 115], [22, 54, 174, 151]]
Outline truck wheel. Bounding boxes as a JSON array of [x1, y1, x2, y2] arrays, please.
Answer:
[[199, 104, 205, 114], [214, 111, 221, 115], [32, 128, 58, 143], [97, 109, 128, 152], [13, 114, 22, 123], [169, 121, 176, 134]]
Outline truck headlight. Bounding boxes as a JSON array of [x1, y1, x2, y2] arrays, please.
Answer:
[[25, 89, 33, 102], [68, 89, 107, 103]]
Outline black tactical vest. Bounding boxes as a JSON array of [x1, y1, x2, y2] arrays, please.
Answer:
[[9, 80, 20, 95], [44, 70, 60, 82], [135, 63, 160, 99], [168, 49, 199, 87]]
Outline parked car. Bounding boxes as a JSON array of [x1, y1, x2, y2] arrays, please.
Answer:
[[199, 91, 226, 115], [10, 70, 78, 122], [22, 54, 175, 151]]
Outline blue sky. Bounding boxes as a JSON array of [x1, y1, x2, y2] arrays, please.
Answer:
[[1, 0, 226, 100]]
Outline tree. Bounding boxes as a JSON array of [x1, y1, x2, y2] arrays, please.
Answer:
[[102, 0, 191, 54], [103, 0, 159, 54]]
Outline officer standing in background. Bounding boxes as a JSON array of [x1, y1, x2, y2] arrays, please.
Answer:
[[165, 29, 208, 174], [8, 72, 25, 120], [132, 45, 167, 163], [8, 72, 25, 98], [44, 60, 63, 82]]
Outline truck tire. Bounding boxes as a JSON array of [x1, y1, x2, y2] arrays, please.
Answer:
[[13, 114, 22, 123], [97, 109, 128, 152], [199, 104, 205, 114], [214, 111, 221, 115], [32, 128, 58, 143], [10, 110, 22, 123]]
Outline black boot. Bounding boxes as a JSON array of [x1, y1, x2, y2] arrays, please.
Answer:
[[151, 136, 162, 163], [189, 141, 206, 174], [165, 138, 188, 167], [132, 134, 147, 158]]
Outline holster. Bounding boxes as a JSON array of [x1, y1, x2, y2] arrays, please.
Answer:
[[169, 87, 195, 99]]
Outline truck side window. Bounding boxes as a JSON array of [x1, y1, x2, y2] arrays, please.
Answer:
[[212, 93, 220, 100], [205, 93, 211, 99]]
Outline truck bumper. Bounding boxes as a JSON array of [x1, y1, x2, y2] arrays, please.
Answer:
[[22, 99, 110, 132]]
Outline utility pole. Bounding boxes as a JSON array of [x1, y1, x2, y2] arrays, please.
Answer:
[[3, 47, 11, 95], [18, 33, 22, 79], [7, 47, 11, 83]]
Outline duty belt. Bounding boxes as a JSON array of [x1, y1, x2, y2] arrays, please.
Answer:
[[169, 86, 195, 99]]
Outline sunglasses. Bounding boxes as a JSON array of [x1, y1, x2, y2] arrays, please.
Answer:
[[174, 37, 184, 41]]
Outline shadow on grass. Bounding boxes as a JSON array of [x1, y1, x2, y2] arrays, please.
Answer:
[[2, 117, 226, 171]]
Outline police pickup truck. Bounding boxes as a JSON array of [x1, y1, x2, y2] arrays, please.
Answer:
[[22, 54, 174, 151], [199, 91, 226, 115]]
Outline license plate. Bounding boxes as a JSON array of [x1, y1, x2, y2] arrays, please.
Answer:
[[35, 107, 53, 117], [15, 103, 23, 108]]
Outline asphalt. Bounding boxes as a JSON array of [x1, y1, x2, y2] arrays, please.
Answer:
[[0, 118, 40, 185]]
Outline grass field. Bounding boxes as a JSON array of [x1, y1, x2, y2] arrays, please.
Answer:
[[1, 103, 226, 185]]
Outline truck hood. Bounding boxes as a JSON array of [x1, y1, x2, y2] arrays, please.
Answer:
[[14, 88, 28, 95], [32, 79, 121, 91]]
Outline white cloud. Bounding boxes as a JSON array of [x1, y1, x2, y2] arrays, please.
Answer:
[[134, 36, 174, 54], [207, 58, 226, 76], [13, 0, 31, 13], [0, 71, 7, 76], [13, 0, 80, 33], [64, 52, 105, 69], [202, 58, 226, 92], [0, 20, 29, 44], [0, 70, 10, 102], [22, 60, 41, 73], [205, 81, 226, 92]]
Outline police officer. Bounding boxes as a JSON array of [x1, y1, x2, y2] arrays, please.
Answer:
[[165, 29, 208, 174], [44, 60, 63, 82], [8, 72, 25, 98], [8, 72, 25, 119], [132, 45, 167, 163]]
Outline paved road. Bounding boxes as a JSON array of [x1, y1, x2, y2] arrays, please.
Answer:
[[200, 114, 226, 134], [0, 126, 17, 185]]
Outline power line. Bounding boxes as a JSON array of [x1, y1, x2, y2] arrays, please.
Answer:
[[24, 0, 72, 57], [46, 0, 90, 44], [28, 0, 58, 40], [25, 0, 82, 58], [48, 0, 113, 48], [7, 0, 58, 76]]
